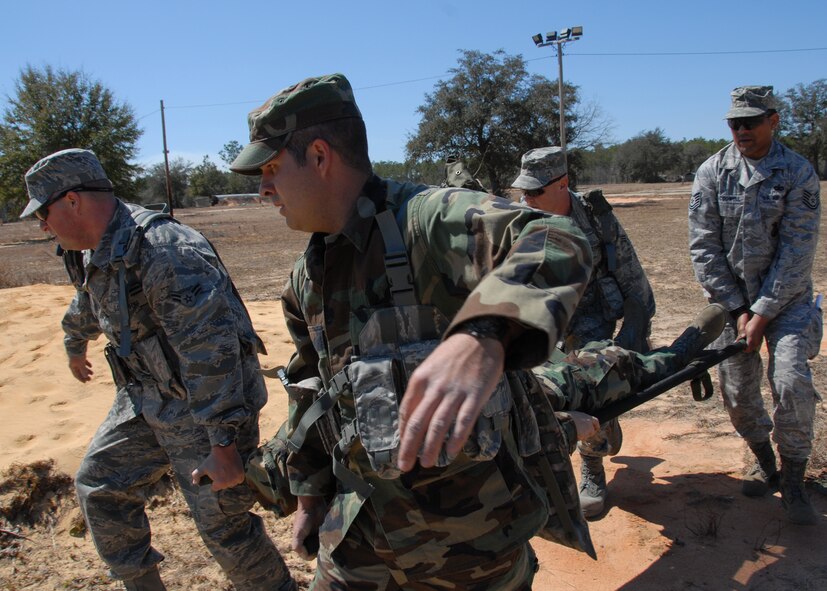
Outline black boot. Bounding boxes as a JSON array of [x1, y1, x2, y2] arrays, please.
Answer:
[[123, 567, 166, 591], [742, 440, 779, 497], [579, 455, 607, 518], [780, 456, 817, 525], [668, 304, 728, 366]]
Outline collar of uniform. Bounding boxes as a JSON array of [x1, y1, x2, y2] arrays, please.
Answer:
[[328, 175, 388, 254], [89, 199, 131, 270]]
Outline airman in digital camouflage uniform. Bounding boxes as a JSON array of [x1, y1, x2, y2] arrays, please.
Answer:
[[689, 85, 822, 525], [21, 149, 296, 590], [230, 73, 599, 590], [512, 146, 656, 518]]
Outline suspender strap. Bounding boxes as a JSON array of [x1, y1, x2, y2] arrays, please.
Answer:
[[332, 420, 374, 498], [375, 209, 417, 307], [600, 215, 618, 273], [287, 367, 351, 453]]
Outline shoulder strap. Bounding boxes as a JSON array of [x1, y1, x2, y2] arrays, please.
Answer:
[[583, 189, 617, 274], [111, 209, 174, 356], [375, 209, 417, 307]]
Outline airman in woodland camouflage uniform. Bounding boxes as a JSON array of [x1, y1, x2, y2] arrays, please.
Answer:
[[512, 146, 656, 518], [230, 74, 730, 589], [689, 85, 822, 525], [20, 149, 296, 590], [230, 73, 598, 590]]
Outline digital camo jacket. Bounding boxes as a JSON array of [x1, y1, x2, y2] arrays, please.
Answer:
[[280, 176, 592, 572], [564, 189, 655, 346], [689, 140, 821, 319], [62, 200, 266, 447]]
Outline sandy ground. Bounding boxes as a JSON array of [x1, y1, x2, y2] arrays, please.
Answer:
[[1, 284, 824, 590]]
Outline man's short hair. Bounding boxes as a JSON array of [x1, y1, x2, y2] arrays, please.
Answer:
[[285, 117, 372, 175]]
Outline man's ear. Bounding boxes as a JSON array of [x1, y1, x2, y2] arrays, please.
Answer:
[[308, 138, 332, 174], [65, 191, 81, 214]]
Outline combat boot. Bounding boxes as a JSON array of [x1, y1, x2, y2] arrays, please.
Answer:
[[579, 455, 607, 518], [667, 304, 728, 366], [615, 296, 650, 353], [123, 567, 166, 591], [604, 418, 623, 456], [780, 456, 817, 525], [742, 440, 779, 497]]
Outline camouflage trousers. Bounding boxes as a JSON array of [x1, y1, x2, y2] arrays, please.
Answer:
[[312, 506, 538, 590], [559, 321, 624, 459], [533, 341, 680, 422], [713, 300, 822, 460], [75, 385, 291, 590]]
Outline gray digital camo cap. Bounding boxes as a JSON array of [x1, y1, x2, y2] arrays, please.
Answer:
[[230, 73, 363, 175], [725, 85, 781, 119], [21, 148, 112, 218], [511, 146, 567, 190]]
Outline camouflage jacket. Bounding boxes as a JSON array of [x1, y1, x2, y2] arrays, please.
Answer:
[[564, 189, 655, 345], [62, 200, 266, 446], [689, 141, 821, 319], [281, 176, 591, 556]]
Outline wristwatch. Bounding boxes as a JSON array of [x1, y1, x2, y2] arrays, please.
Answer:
[[454, 316, 510, 342], [215, 430, 237, 448]]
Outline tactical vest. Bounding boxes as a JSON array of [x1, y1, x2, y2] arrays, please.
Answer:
[[284, 204, 596, 558], [62, 206, 259, 398]]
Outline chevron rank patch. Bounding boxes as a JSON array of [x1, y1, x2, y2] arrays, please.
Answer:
[[802, 189, 819, 210], [170, 284, 203, 306], [689, 192, 702, 211]]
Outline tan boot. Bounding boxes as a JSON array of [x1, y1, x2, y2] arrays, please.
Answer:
[[668, 304, 728, 366]]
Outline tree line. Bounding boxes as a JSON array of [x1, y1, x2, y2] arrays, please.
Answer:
[[1, 60, 825, 220]]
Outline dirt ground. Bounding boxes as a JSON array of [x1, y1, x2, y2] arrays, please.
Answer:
[[0, 182, 825, 590]]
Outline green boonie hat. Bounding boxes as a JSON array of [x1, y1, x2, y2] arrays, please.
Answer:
[[511, 146, 567, 190], [21, 148, 112, 218], [230, 73, 362, 175], [725, 85, 780, 119]]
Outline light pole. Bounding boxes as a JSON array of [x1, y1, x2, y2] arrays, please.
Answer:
[[532, 26, 583, 153]]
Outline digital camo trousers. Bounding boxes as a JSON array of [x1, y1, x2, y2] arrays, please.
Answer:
[[75, 388, 291, 590], [712, 301, 822, 460]]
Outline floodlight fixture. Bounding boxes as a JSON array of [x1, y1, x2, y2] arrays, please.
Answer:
[[530, 24, 585, 152]]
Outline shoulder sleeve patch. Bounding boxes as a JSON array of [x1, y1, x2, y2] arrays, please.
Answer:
[[689, 192, 702, 211], [802, 189, 820, 210]]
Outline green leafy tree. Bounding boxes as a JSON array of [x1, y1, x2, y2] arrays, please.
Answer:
[[0, 65, 141, 216], [613, 129, 678, 182], [135, 157, 192, 207], [219, 140, 259, 193], [406, 49, 609, 194], [188, 156, 227, 197], [781, 79, 827, 178]]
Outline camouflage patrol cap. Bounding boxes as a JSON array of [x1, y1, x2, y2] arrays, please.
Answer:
[[230, 73, 362, 175], [725, 85, 781, 119], [21, 148, 112, 218], [511, 146, 567, 190]]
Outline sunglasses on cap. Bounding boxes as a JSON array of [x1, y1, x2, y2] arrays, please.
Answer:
[[34, 186, 110, 222], [727, 114, 771, 131]]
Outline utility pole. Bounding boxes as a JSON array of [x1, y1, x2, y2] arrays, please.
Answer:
[[160, 99, 174, 216], [531, 26, 583, 153]]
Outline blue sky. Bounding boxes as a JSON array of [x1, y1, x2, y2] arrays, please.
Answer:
[[2, 0, 825, 169]]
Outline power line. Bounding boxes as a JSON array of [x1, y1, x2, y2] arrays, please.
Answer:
[[137, 45, 827, 119]]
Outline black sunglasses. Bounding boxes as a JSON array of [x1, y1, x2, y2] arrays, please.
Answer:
[[34, 186, 110, 222], [727, 114, 770, 131], [522, 174, 565, 198]]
